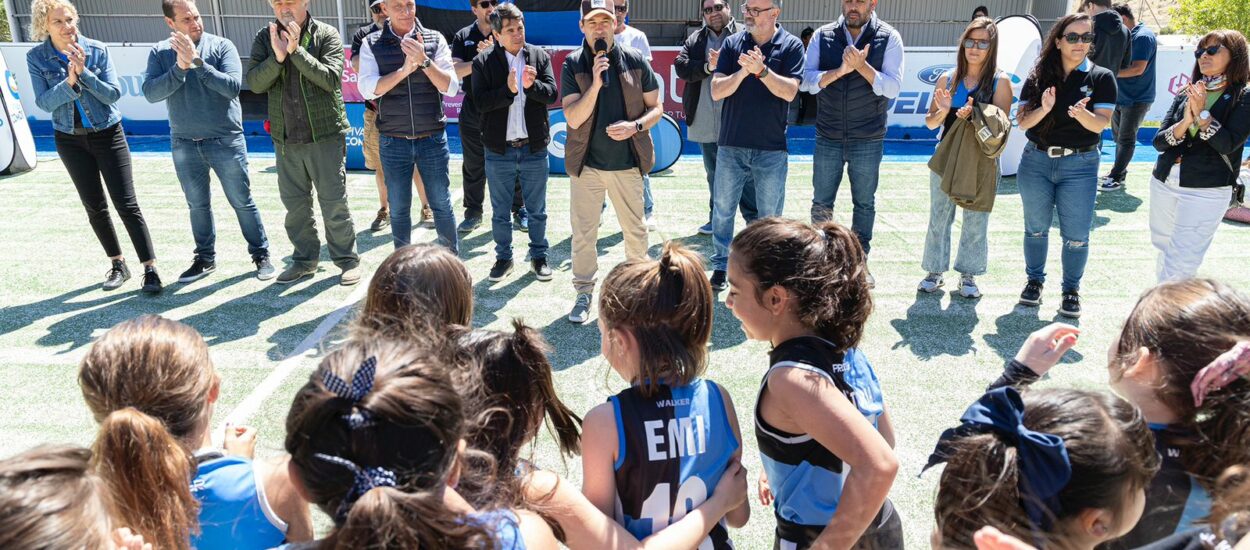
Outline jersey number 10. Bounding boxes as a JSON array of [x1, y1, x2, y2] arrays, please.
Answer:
[[638, 477, 715, 550]]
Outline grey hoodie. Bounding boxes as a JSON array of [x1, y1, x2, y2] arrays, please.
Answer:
[[1090, 10, 1132, 72]]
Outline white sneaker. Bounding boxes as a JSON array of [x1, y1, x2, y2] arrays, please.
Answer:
[[568, 293, 593, 324], [917, 273, 944, 293], [959, 275, 983, 299], [645, 214, 657, 229]]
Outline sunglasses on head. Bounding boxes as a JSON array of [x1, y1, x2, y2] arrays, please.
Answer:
[[369, 3, 382, 13], [963, 38, 991, 50], [1195, 44, 1224, 58], [1062, 32, 1095, 44], [702, 3, 725, 14], [477, 0, 497, 8]]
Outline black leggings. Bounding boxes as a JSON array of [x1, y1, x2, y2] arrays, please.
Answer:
[[54, 124, 156, 263]]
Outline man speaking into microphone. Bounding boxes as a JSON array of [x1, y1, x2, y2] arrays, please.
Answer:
[[559, 0, 662, 324]]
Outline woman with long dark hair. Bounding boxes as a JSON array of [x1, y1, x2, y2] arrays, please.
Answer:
[[919, 17, 1013, 299], [1014, 13, 1115, 319], [1149, 30, 1250, 282], [25, 0, 161, 293]]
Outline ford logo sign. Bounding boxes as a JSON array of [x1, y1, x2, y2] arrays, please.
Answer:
[[917, 64, 955, 85]]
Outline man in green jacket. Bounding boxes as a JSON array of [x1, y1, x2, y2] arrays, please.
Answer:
[[247, 0, 360, 286]]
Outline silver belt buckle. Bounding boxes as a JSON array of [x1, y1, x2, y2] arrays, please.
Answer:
[[1047, 146, 1067, 158]]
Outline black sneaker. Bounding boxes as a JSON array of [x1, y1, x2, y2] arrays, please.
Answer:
[[710, 270, 727, 292], [370, 208, 390, 232], [458, 216, 482, 234], [488, 259, 514, 282], [102, 259, 130, 291], [177, 257, 216, 283], [141, 266, 163, 294], [1059, 291, 1082, 318], [254, 256, 277, 281], [532, 258, 553, 281], [1018, 279, 1044, 307]]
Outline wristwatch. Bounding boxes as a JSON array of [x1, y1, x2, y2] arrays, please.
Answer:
[[635, 121, 643, 133], [1199, 110, 1212, 122], [757, 66, 770, 79], [418, 58, 432, 70], [191, 57, 204, 69]]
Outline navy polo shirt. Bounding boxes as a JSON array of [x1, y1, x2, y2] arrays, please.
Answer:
[[715, 25, 806, 151], [1116, 24, 1157, 106], [1021, 58, 1118, 149]]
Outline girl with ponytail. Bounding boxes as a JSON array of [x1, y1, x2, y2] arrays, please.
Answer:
[[78, 315, 312, 550], [726, 218, 901, 549], [581, 242, 751, 549], [992, 279, 1250, 548], [457, 320, 747, 550], [280, 334, 559, 550]]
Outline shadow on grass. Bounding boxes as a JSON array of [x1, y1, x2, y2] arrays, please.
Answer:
[[983, 305, 1084, 365], [889, 290, 981, 360]]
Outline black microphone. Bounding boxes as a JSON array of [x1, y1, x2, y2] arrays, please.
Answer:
[[593, 38, 609, 88]]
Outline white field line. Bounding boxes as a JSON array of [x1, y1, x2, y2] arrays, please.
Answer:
[[215, 190, 462, 444]]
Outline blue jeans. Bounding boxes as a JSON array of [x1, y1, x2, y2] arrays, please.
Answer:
[[700, 141, 758, 224], [485, 146, 549, 262], [171, 135, 269, 262], [711, 146, 788, 271], [922, 170, 990, 275], [643, 174, 653, 217], [812, 136, 884, 253], [380, 132, 457, 253], [1017, 144, 1099, 292]]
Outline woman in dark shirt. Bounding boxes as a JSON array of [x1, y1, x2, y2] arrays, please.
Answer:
[[1014, 13, 1115, 319], [1149, 30, 1250, 283]]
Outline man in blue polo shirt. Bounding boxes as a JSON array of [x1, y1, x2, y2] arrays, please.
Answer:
[[1099, 3, 1156, 192], [707, 0, 804, 291]]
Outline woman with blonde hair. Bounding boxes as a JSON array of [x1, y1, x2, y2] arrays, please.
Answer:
[[26, 0, 161, 293]]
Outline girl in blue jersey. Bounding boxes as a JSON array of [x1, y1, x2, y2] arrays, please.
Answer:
[[1000, 279, 1250, 548], [77, 315, 312, 550], [456, 321, 748, 550], [726, 218, 901, 549], [279, 335, 558, 550], [930, 387, 1159, 549], [582, 242, 752, 549]]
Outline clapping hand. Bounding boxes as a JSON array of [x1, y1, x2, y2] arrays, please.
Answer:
[[1039, 86, 1057, 112], [268, 23, 290, 62], [1067, 97, 1091, 120], [1185, 82, 1207, 122], [507, 67, 519, 93], [521, 64, 537, 89], [934, 87, 954, 112], [738, 46, 765, 75], [476, 36, 495, 54], [401, 35, 428, 73], [843, 44, 870, 70], [956, 97, 975, 119], [171, 32, 196, 70], [707, 48, 720, 72]]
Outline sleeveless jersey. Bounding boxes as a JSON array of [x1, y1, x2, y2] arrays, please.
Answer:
[[1105, 424, 1213, 549], [755, 337, 887, 548], [610, 378, 739, 549], [190, 450, 288, 550]]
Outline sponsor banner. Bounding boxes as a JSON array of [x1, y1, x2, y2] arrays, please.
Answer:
[[0, 42, 1196, 132]]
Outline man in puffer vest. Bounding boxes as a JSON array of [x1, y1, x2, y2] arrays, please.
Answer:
[[560, 0, 662, 324], [247, 0, 360, 286], [358, 0, 460, 252], [801, 0, 905, 284]]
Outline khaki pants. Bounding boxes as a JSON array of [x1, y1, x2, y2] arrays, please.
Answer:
[[362, 108, 380, 170], [570, 166, 649, 294]]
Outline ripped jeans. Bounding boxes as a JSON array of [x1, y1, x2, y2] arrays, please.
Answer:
[[1017, 143, 1099, 292]]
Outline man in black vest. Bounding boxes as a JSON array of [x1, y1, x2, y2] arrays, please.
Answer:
[[675, 0, 756, 236], [453, 0, 526, 234], [357, 0, 460, 252], [802, 0, 904, 278], [472, 4, 556, 283]]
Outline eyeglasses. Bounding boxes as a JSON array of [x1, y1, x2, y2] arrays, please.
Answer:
[[1195, 44, 1224, 58], [477, 0, 497, 8], [614, 5, 628, 13], [1062, 32, 1094, 44], [369, 4, 382, 14], [963, 38, 991, 50], [702, 3, 726, 14], [741, 4, 777, 17]]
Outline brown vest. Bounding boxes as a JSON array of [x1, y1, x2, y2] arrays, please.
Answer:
[[563, 44, 655, 177]]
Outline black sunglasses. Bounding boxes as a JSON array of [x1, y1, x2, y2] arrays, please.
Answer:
[[369, 3, 382, 13], [963, 38, 991, 50], [1195, 44, 1224, 58], [477, 0, 497, 8], [614, 4, 628, 12], [702, 3, 725, 14], [1062, 32, 1095, 44]]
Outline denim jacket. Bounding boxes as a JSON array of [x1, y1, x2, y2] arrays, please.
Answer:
[[26, 36, 122, 134]]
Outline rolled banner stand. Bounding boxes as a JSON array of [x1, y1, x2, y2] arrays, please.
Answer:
[[995, 14, 1043, 177], [0, 50, 37, 175], [547, 110, 682, 176]]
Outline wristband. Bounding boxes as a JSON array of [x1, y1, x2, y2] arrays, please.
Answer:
[[757, 66, 770, 79]]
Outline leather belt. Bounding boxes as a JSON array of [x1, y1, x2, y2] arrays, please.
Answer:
[[1044, 144, 1098, 158], [506, 138, 529, 148], [402, 131, 437, 140]]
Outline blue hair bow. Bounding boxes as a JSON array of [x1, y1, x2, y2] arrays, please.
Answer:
[[923, 386, 1072, 531], [322, 356, 377, 429], [313, 453, 398, 522]]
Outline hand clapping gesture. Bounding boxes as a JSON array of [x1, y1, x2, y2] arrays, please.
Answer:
[[171, 32, 196, 70], [738, 46, 766, 76], [401, 35, 428, 73], [706, 47, 720, 73], [268, 22, 292, 62], [521, 64, 537, 89], [1039, 86, 1057, 112], [933, 87, 954, 112], [1067, 97, 1091, 121], [476, 36, 495, 54], [63, 42, 86, 86], [956, 97, 975, 120]]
